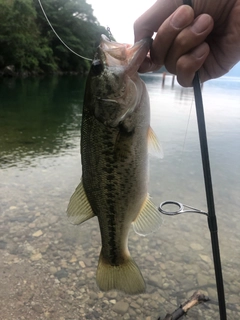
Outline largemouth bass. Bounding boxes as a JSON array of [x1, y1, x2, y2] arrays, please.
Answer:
[[67, 35, 162, 295]]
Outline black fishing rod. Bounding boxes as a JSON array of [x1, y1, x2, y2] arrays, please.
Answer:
[[192, 74, 227, 320], [159, 1, 227, 319], [184, 2, 227, 318]]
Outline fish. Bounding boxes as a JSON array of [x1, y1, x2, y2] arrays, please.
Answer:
[[67, 35, 163, 295]]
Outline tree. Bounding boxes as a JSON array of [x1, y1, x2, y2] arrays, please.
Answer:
[[33, 0, 108, 73], [0, 0, 56, 72], [0, 0, 108, 74]]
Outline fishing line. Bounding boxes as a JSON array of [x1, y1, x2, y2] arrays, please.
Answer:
[[37, 0, 92, 61], [181, 96, 194, 153]]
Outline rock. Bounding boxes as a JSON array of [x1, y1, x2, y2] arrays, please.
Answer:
[[136, 298, 143, 305], [106, 291, 118, 299], [110, 299, 116, 304], [197, 274, 209, 286], [79, 261, 86, 268], [32, 230, 43, 237], [83, 258, 92, 267], [130, 302, 139, 309], [69, 255, 77, 263], [228, 294, 239, 304], [199, 254, 212, 264], [32, 303, 43, 313], [207, 287, 218, 300], [0, 240, 7, 249], [147, 274, 163, 288], [3, 65, 16, 77], [112, 301, 129, 315], [30, 253, 42, 261], [190, 243, 204, 251], [49, 266, 58, 274], [54, 269, 68, 280], [8, 243, 19, 255], [146, 255, 155, 262], [89, 292, 98, 300]]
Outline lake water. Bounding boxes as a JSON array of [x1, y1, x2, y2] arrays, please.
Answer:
[[0, 74, 239, 319]]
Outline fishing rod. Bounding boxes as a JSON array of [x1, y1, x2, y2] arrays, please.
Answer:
[[159, 1, 227, 319], [185, 3, 227, 319]]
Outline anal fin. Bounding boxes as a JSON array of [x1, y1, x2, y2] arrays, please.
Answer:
[[132, 195, 163, 236], [67, 180, 95, 225]]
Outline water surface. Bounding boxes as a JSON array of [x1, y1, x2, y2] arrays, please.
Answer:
[[0, 74, 239, 319]]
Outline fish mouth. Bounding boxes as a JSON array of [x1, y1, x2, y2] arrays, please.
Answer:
[[97, 97, 119, 104], [99, 35, 152, 74]]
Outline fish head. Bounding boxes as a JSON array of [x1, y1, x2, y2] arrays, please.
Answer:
[[87, 35, 152, 127]]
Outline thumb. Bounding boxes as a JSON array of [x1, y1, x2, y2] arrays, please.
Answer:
[[134, 0, 182, 42]]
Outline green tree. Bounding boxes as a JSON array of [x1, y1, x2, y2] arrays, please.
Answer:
[[0, 0, 56, 72], [34, 0, 108, 73], [0, 0, 108, 74]]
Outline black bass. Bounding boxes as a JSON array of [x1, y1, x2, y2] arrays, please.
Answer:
[[67, 35, 162, 295]]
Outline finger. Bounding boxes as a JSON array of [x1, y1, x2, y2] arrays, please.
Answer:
[[150, 5, 195, 66], [137, 56, 162, 74], [137, 5, 194, 73], [164, 14, 214, 74], [176, 42, 210, 87], [134, 0, 183, 42]]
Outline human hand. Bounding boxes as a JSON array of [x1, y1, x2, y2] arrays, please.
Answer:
[[134, 0, 240, 86]]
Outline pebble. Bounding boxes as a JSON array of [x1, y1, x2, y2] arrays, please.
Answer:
[[130, 302, 139, 309], [49, 266, 58, 274], [147, 274, 163, 288], [190, 243, 204, 251], [1, 128, 240, 320], [0, 240, 7, 249], [31, 303, 43, 314], [112, 301, 129, 315], [69, 255, 77, 263], [30, 253, 42, 261], [54, 269, 68, 279], [32, 230, 43, 237], [110, 299, 116, 304], [199, 254, 212, 264], [79, 261, 86, 268]]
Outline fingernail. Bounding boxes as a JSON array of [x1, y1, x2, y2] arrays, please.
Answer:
[[192, 14, 212, 33], [171, 6, 193, 29]]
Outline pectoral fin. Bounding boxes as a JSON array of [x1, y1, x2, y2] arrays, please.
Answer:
[[148, 126, 164, 159], [132, 195, 163, 236], [67, 180, 95, 225]]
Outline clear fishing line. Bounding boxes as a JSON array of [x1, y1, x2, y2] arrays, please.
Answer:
[[37, 0, 92, 61], [181, 96, 194, 153]]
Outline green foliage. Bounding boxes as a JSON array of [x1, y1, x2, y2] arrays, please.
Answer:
[[0, 0, 109, 74]]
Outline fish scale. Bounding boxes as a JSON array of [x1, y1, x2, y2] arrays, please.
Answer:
[[67, 35, 163, 294]]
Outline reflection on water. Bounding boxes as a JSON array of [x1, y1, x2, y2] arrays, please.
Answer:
[[0, 75, 240, 319], [0, 76, 85, 168]]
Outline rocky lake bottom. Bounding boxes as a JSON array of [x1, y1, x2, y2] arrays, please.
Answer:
[[0, 75, 240, 319]]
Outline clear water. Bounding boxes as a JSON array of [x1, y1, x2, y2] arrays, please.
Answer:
[[0, 74, 239, 319]]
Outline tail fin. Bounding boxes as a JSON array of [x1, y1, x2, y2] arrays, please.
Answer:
[[96, 252, 145, 295]]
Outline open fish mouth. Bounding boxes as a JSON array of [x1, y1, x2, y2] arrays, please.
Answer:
[[97, 97, 119, 104]]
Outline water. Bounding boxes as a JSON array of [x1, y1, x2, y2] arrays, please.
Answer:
[[0, 74, 239, 319]]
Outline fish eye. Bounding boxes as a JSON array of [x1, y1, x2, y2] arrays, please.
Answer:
[[91, 59, 103, 76]]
